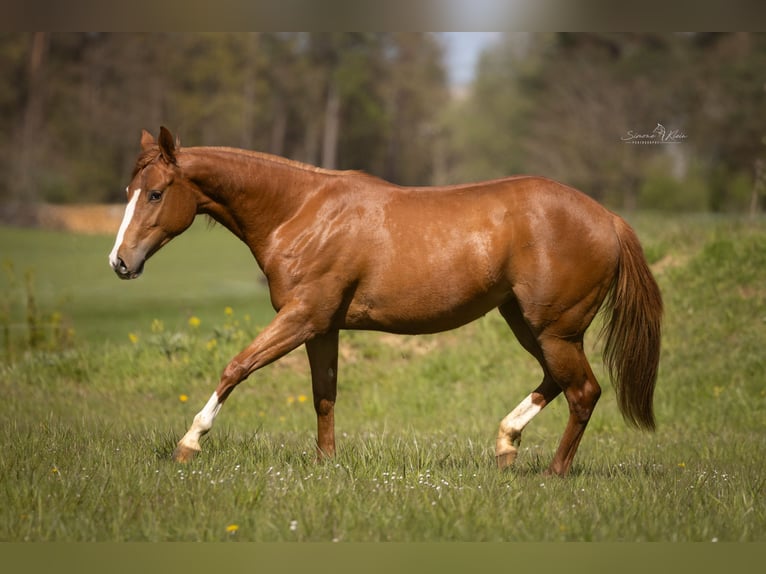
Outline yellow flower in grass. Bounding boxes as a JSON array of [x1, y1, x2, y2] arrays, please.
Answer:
[[226, 524, 239, 534], [224, 306, 234, 316], [128, 333, 139, 345], [297, 394, 308, 404], [188, 316, 201, 328], [206, 339, 218, 351], [179, 394, 189, 403]]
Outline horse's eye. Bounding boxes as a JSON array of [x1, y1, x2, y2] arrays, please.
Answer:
[[148, 190, 163, 202]]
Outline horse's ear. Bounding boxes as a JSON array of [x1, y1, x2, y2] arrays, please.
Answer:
[[158, 126, 177, 164], [140, 129, 155, 151]]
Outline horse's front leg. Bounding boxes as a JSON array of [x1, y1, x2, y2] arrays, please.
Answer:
[[306, 330, 339, 460], [172, 302, 319, 462]]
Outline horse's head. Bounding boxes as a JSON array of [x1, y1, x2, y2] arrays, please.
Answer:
[[109, 127, 198, 279]]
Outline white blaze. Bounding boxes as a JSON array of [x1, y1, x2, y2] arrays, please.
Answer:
[[108, 188, 142, 268]]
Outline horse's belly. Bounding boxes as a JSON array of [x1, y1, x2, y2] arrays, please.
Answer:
[[339, 202, 516, 333], [342, 272, 512, 334]]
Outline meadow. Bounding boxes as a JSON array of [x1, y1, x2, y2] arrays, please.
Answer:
[[0, 214, 764, 542]]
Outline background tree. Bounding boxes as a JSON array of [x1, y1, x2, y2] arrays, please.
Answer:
[[0, 33, 763, 217], [448, 32, 766, 212]]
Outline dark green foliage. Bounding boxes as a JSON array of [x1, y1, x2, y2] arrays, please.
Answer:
[[446, 32, 766, 213], [0, 32, 449, 210], [2, 33, 764, 214]]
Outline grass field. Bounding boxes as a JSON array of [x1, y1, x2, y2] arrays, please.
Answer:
[[0, 214, 764, 541]]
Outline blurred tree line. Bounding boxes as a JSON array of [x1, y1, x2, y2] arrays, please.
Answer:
[[447, 32, 766, 212], [0, 32, 447, 214], [1, 32, 764, 218]]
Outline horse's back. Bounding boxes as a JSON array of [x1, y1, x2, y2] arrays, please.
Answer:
[[384, 175, 621, 274], [338, 175, 620, 334]]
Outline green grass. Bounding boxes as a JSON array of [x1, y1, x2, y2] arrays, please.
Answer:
[[0, 214, 764, 541], [0, 219, 271, 345]]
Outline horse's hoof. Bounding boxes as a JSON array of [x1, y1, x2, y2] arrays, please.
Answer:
[[543, 466, 567, 478], [495, 450, 518, 470], [172, 444, 200, 463]]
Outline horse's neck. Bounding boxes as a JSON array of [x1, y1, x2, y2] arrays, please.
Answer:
[[180, 147, 325, 257]]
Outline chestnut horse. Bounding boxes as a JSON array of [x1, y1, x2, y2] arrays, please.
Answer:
[[109, 127, 662, 476]]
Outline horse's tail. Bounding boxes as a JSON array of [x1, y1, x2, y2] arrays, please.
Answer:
[[601, 216, 663, 431]]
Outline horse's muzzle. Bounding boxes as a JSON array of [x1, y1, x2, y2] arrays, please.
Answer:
[[112, 256, 144, 280]]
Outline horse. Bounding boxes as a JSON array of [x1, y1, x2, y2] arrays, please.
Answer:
[[109, 126, 662, 476]]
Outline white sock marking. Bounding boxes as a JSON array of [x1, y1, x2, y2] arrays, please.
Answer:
[[195, 391, 223, 430], [108, 188, 141, 268], [497, 393, 542, 455], [178, 392, 222, 452], [501, 394, 542, 435]]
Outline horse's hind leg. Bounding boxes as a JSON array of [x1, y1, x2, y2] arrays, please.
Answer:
[[496, 299, 602, 476], [495, 301, 562, 469], [538, 335, 601, 476]]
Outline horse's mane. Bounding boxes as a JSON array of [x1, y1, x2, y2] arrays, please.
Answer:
[[132, 147, 162, 178], [132, 143, 379, 183], [203, 146, 371, 178]]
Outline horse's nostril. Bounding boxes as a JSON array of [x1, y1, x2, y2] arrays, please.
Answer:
[[115, 257, 130, 276], [112, 254, 144, 280]]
